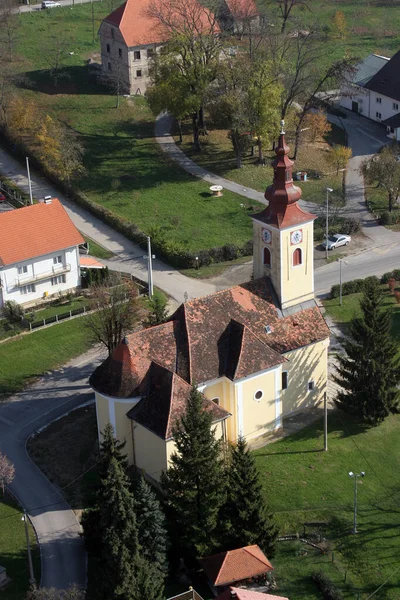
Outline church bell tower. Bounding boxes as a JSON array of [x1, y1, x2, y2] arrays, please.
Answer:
[[251, 122, 316, 310]]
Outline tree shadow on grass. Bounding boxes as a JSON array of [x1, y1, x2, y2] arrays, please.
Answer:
[[17, 65, 106, 96]]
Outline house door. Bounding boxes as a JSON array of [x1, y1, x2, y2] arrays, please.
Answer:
[[352, 101, 359, 113]]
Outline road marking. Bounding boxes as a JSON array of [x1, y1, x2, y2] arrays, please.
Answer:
[[0, 415, 14, 426], [357, 127, 386, 145]]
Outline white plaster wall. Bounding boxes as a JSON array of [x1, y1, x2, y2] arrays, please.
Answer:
[[0, 246, 81, 307], [367, 90, 400, 122], [339, 83, 370, 115]]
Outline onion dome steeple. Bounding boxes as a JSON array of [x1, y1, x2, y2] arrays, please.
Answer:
[[254, 121, 316, 229]]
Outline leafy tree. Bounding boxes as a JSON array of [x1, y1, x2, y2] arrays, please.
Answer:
[[161, 386, 226, 557], [222, 438, 278, 557], [58, 127, 85, 184], [361, 146, 400, 212], [333, 10, 347, 39], [269, 0, 311, 33], [85, 275, 140, 355], [146, 290, 169, 326], [327, 144, 352, 175], [334, 278, 400, 423], [135, 475, 168, 599], [26, 585, 84, 600], [0, 452, 15, 495], [301, 110, 331, 143]]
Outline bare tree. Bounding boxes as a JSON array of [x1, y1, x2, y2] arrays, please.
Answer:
[[44, 36, 71, 86], [85, 275, 140, 355], [27, 585, 85, 600], [58, 126, 85, 184], [0, 0, 20, 62], [100, 59, 126, 108], [0, 452, 15, 495], [361, 146, 400, 213], [268, 0, 311, 34]]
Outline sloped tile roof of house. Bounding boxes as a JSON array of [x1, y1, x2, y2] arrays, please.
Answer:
[[364, 50, 400, 101], [216, 588, 289, 600], [352, 53, 389, 87], [224, 0, 259, 20], [127, 362, 230, 440], [0, 199, 84, 267], [200, 545, 274, 587], [103, 0, 218, 48], [90, 277, 329, 401]]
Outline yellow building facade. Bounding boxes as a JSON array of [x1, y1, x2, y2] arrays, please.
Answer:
[[90, 125, 330, 482]]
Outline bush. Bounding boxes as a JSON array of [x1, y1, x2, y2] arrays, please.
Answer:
[[4, 300, 25, 323], [381, 211, 399, 225], [312, 571, 343, 600], [381, 269, 400, 283], [330, 276, 380, 298]]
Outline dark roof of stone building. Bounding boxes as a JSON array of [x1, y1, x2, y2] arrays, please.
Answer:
[[364, 50, 400, 102]]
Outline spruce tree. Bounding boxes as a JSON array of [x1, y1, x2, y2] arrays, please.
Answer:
[[134, 475, 168, 600], [223, 437, 278, 557], [334, 278, 400, 423], [161, 386, 226, 558]]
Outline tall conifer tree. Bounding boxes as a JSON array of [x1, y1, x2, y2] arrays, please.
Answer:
[[223, 437, 278, 557], [334, 278, 400, 423], [161, 386, 226, 558]]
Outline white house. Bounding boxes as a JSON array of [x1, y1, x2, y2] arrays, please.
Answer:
[[0, 199, 84, 309], [340, 50, 400, 140]]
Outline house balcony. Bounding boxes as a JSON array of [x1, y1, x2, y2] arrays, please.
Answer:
[[16, 263, 71, 286]]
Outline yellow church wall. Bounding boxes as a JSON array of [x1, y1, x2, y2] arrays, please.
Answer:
[[280, 224, 314, 309], [114, 401, 134, 463], [95, 393, 110, 439], [234, 366, 281, 441], [201, 378, 236, 441], [132, 423, 168, 482], [282, 339, 328, 415]]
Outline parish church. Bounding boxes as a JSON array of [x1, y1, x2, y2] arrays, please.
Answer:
[[90, 125, 330, 483]]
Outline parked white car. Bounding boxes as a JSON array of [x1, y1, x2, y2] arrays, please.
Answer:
[[321, 234, 351, 250], [41, 1, 61, 8]]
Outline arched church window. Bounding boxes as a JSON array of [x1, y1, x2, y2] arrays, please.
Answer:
[[293, 248, 302, 267], [263, 247, 271, 267]]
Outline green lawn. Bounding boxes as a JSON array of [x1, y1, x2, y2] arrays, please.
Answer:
[[0, 494, 40, 600], [174, 122, 345, 206], [255, 412, 400, 599], [0, 316, 94, 398], [83, 235, 115, 260]]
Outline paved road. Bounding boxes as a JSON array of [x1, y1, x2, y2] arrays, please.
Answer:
[[0, 347, 104, 589], [17, 0, 101, 13]]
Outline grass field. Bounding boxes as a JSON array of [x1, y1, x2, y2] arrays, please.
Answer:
[[83, 235, 115, 260], [0, 316, 94, 398], [0, 494, 40, 600]]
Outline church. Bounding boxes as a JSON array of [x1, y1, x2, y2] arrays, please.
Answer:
[[90, 125, 330, 483]]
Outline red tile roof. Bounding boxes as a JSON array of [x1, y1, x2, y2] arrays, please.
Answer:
[[224, 0, 259, 20], [80, 256, 105, 269], [216, 588, 288, 600], [103, 0, 217, 48], [0, 200, 84, 267], [201, 546, 274, 587]]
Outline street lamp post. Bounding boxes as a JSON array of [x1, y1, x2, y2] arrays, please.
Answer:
[[348, 471, 365, 534], [26, 157, 33, 206], [22, 513, 35, 586], [146, 236, 155, 299], [325, 188, 333, 260]]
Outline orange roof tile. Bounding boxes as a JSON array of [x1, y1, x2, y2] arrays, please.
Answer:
[[216, 588, 288, 600], [0, 200, 84, 267], [201, 545, 274, 587], [103, 0, 218, 48], [79, 256, 105, 268], [224, 0, 259, 20]]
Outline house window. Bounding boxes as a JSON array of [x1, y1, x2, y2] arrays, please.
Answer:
[[21, 284, 35, 294], [308, 381, 315, 391], [136, 69, 142, 77], [106, 43, 110, 53], [211, 397, 220, 405], [147, 48, 154, 58], [18, 265, 28, 275], [118, 48, 122, 58], [376, 112, 382, 119], [293, 248, 302, 267], [254, 390, 263, 401], [51, 274, 66, 286], [394, 102, 399, 110], [282, 371, 288, 390], [110, 28, 115, 39], [263, 247, 271, 267], [107, 62, 112, 71], [53, 255, 62, 265], [376, 97, 382, 104], [134, 50, 141, 60]]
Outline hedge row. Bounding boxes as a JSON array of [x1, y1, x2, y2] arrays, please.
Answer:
[[330, 275, 392, 299], [381, 269, 400, 283], [381, 211, 400, 225], [0, 130, 252, 269], [312, 571, 343, 600], [315, 216, 361, 242]]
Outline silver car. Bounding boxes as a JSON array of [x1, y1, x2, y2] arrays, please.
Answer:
[[322, 233, 351, 250]]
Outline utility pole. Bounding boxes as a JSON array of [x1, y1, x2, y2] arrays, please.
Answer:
[[22, 513, 35, 587], [26, 157, 33, 205], [324, 391, 328, 451], [325, 188, 333, 260], [337, 258, 348, 306], [91, 0, 95, 44], [146, 236, 154, 299], [348, 471, 365, 534]]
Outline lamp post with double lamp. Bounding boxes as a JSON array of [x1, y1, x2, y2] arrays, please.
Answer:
[[144, 236, 155, 299], [348, 471, 365, 534], [337, 258, 348, 306], [21, 513, 35, 587], [325, 188, 333, 260]]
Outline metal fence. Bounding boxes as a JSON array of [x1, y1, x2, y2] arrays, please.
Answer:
[[166, 589, 204, 600], [0, 180, 27, 208], [28, 305, 91, 330]]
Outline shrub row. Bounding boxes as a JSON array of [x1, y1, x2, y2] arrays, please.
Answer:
[[315, 217, 361, 242], [312, 571, 343, 600], [330, 276, 380, 299], [380, 211, 400, 225], [381, 269, 400, 283], [0, 130, 252, 270]]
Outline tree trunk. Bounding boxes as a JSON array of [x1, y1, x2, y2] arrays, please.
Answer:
[[293, 112, 306, 160], [199, 105, 208, 136], [389, 192, 393, 212], [178, 119, 183, 144], [257, 137, 264, 164], [192, 113, 201, 151], [232, 134, 242, 168]]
